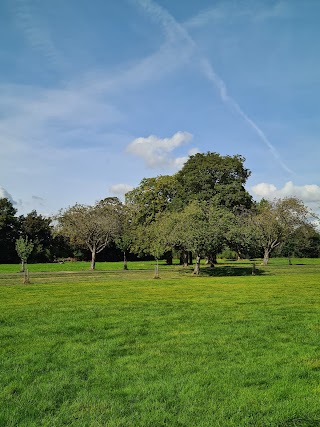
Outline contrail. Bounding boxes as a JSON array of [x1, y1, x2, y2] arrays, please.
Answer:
[[134, 0, 294, 174]]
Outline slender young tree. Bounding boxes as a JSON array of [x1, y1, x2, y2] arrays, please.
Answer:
[[15, 236, 34, 272]]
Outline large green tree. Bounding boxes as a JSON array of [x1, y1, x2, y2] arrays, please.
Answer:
[[174, 152, 252, 209], [0, 198, 19, 263], [19, 210, 53, 262], [126, 152, 252, 265], [125, 175, 177, 225], [56, 197, 123, 269]]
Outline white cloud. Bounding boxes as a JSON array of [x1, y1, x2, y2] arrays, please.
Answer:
[[126, 131, 194, 168], [0, 186, 17, 205], [251, 183, 278, 198], [109, 183, 134, 198], [251, 181, 320, 213], [173, 147, 200, 170]]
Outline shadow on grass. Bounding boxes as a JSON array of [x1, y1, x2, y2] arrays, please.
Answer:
[[198, 266, 265, 277], [278, 417, 320, 427]]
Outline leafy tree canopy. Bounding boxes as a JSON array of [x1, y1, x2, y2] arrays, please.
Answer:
[[174, 152, 252, 209], [56, 197, 123, 269], [19, 210, 53, 262], [0, 198, 19, 263]]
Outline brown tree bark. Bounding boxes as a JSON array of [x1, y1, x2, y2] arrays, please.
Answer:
[[263, 248, 269, 266], [90, 246, 96, 270], [193, 255, 201, 275], [180, 251, 188, 267]]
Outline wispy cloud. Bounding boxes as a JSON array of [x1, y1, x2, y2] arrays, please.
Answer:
[[126, 131, 194, 168], [109, 184, 134, 199], [0, 186, 17, 205], [0, 82, 124, 158], [184, 1, 290, 29], [12, 0, 65, 70], [135, 0, 293, 174], [184, 5, 226, 29]]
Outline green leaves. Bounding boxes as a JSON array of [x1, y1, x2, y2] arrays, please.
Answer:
[[56, 198, 123, 268], [15, 236, 34, 263]]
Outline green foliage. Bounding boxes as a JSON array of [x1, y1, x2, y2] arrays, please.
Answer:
[[253, 197, 317, 265], [15, 236, 34, 262], [0, 198, 19, 263], [126, 152, 254, 265], [125, 175, 177, 225], [56, 197, 123, 269], [225, 207, 261, 259], [276, 224, 320, 258], [19, 210, 53, 263], [175, 152, 252, 209], [218, 248, 238, 260]]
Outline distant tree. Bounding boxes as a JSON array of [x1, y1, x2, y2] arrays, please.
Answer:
[[0, 198, 19, 263], [56, 197, 122, 270], [19, 210, 53, 262], [50, 234, 74, 261], [15, 236, 34, 272], [114, 207, 133, 270], [253, 197, 317, 265], [276, 224, 320, 259]]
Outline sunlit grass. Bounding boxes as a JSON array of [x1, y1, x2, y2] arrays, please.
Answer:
[[0, 262, 320, 426], [0, 256, 319, 275]]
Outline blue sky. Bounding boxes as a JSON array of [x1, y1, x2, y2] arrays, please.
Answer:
[[1, 0, 320, 216]]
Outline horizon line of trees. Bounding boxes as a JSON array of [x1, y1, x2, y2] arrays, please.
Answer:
[[1, 152, 319, 269]]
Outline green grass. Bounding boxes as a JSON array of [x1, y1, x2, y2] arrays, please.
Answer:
[[0, 256, 318, 274], [0, 260, 163, 274], [0, 262, 320, 426]]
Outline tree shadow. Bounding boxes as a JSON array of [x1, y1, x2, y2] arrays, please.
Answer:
[[198, 266, 265, 277]]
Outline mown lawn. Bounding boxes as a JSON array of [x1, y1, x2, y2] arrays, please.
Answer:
[[0, 262, 320, 426], [0, 256, 319, 274]]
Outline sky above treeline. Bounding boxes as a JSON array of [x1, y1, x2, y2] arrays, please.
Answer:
[[1, 0, 320, 216]]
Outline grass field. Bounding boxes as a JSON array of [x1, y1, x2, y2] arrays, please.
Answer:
[[0, 260, 320, 426]]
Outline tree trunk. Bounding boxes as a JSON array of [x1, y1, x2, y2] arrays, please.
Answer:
[[193, 255, 201, 275], [180, 251, 188, 267], [206, 252, 216, 267], [23, 268, 30, 284], [154, 258, 160, 279], [90, 247, 96, 270], [263, 248, 270, 266], [20, 259, 25, 273], [166, 251, 173, 265], [252, 262, 256, 275], [188, 251, 193, 265], [123, 251, 128, 270]]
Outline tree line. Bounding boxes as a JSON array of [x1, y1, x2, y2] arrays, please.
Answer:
[[1, 152, 319, 270]]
